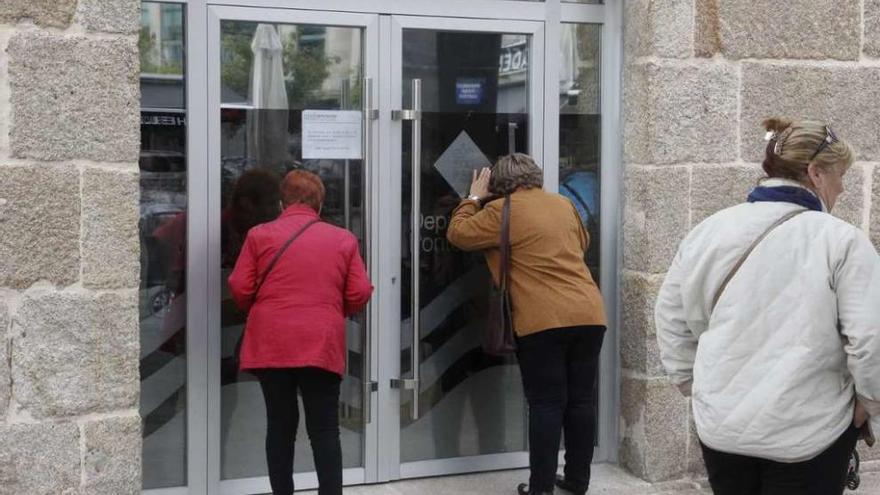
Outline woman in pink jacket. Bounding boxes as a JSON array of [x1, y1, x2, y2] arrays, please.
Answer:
[[228, 170, 373, 495]]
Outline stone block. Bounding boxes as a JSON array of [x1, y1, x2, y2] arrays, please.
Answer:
[[741, 63, 880, 162], [624, 62, 738, 165], [623, 166, 690, 274], [8, 31, 140, 162], [872, 165, 880, 251], [83, 413, 142, 495], [620, 376, 689, 482], [0, 422, 80, 494], [694, 0, 720, 57], [691, 165, 763, 226], [12, 290, 139, 418], [76, 0, 140, 34], [0, 300, 11, 421], [620, 271, 665, 376], [0, 31, 10, 155], [0, 0, 77, 28], [624, 0, 693, 59], [82, 166, 140, 289], [695, 0, 860, 60], [867, 0, 880, 58], [0, 163, 80, 288], [0, 301, 7, 418], [832, 163, 866, 229]]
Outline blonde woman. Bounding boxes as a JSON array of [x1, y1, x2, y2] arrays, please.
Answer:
[[447, 153, 606, 495], [655, 119, 880, 494]]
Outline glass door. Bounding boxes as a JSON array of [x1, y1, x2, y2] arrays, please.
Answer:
[[207, 7, 380, 494], [181, 3, 617, 495], [386, 16, 546, 479]]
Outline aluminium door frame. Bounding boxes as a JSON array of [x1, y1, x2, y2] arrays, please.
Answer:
[[205, 6, 382, 494], [165, 0, 620, 493]]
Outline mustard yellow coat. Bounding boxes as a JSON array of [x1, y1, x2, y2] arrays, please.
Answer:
[[447, 188, 606, 337]]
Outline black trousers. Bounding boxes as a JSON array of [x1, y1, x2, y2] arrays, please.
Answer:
[[516, 325, 606, 492], [257, 367, 342, 495], [700, 424, 860, 495]]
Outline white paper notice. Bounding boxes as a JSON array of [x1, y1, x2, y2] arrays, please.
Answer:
[[302, 110, 363, 160]]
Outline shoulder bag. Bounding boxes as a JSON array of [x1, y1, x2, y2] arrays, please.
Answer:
[[232, 218, 321, 372], [251, 218, 321, 303], [484, 197, 516, 355], [710, 208, 807, 313]]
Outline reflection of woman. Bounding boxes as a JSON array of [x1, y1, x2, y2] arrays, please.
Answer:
[[220, 169, 283, 384], [228, 170, 373, 495], [222, 169, 283, 268], [656, 119, 879, 494], [447, 153, 606, 495]]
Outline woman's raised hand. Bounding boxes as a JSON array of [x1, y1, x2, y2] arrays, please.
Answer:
[[469, 167, 491, 200]]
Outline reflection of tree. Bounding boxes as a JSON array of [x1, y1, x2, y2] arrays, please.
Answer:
[[220, 24, 340, 108], [139, 26, 183, 75], [221, 26, 254, 99], [282, 32, 339, 108]]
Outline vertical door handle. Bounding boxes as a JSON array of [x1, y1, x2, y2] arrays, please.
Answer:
[[408, 79, 423, 421], [341, 80, 353, 414], [361, 77, 378, 424], [389, 79, 422, 420]]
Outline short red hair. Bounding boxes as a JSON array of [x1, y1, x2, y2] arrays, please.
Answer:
[[281, 169, 325, 211]]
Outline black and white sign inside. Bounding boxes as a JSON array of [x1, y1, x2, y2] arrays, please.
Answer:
[[433, 131, 493, 198], [302, 110, 363, 160]]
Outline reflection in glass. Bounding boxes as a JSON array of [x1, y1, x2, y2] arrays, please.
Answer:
[[139, 1, 187, 489], [559, 23, 601, 282], [400, 29, 530, 463], [140, 3, 184, 75], [559, 23, 602, 444], [218, 20, 367, 481]]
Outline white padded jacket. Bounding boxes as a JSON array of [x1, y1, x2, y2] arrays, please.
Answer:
[[655, 181, 880, 462]]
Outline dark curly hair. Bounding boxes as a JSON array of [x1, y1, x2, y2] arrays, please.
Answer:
[[489, 153, 544, 196]]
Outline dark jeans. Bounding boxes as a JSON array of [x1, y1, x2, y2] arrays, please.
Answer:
[[516, 325, 606, 492], [700, 424, 860, 495], [257, 367, 342, 495]]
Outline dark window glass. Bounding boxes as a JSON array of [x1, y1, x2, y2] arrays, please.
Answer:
[[139, 1, 187, 489]]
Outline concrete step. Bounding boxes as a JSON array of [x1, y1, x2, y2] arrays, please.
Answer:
[[299, 464, 709, 495]]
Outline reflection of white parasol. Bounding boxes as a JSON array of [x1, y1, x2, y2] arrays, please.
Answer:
[[247, 24, 289, 173], [559, 24, 581, 106]]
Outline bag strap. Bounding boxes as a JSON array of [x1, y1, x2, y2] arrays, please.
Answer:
[[252, 218, 321, 301], [499, 196, 512, 290], [710, 208, 808, 313]]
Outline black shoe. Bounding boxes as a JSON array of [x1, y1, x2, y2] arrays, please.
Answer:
[[554, 474, 586, 495], [517, 483, 554, 495]]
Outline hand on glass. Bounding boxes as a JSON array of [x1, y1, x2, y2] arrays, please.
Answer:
[[469, 167, 491, 201]]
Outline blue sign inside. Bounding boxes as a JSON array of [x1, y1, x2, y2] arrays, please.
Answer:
[[456, 78, 485, 105]]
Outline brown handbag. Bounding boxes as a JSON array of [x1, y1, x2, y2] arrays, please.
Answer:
[[484, 196, 516, 355]]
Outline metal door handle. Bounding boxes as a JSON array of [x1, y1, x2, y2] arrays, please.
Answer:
[[407, 79, 423, 421], [361, 77, 378, 424]]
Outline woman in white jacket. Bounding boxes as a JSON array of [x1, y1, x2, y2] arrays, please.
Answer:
[[655, 118, 879, 495]]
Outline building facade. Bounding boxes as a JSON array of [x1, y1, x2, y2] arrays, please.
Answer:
[[0, 0, 877, 493]]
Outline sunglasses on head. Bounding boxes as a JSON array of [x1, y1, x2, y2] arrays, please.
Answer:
[[808, 125, 838, 163]]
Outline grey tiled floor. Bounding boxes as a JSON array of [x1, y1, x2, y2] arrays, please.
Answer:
[[298, 463, 880, 495]]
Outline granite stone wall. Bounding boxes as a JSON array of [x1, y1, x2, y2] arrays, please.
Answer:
[[621, 0, 880, 482], [0, 0, 141, 493]]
